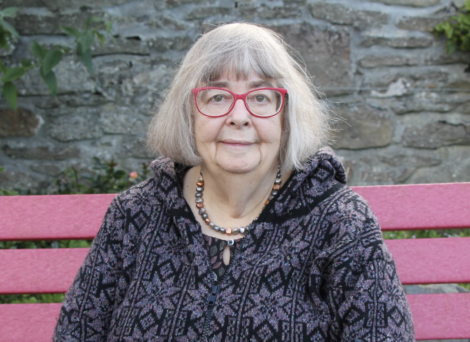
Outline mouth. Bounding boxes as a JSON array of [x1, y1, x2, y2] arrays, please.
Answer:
[[220, 139, 253, 147]]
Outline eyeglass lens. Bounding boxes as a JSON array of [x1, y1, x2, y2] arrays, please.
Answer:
[[196, 89, 283, 117]]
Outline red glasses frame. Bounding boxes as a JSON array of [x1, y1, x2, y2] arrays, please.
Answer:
[[192, 87, 288, 118]]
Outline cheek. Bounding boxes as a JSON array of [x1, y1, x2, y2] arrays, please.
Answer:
[[194, 117, 221, 144]]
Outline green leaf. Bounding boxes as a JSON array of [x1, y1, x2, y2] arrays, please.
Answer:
[[446, 39, 457, 54], [0, 29, 8, 48], [1, 20, 19, 38], [61, 26, 80, 38], [461, 37, 470, 51], [1, 7, 19, 18], [31, 41, 47, 59], [20, 59, 33, 69], [465, 0, 470, 11], [94, 31, 106, 46], [1, 67, 25, 83], [3, 81, 17, 110], [0, 60, 7, 73], [106, 21, 112, 34], [78, 48, 93, 74], [40, 70, 58, 96], [113, 170, 126, 178], [79, 31, 94, 52], [41, 49, 63, 75]]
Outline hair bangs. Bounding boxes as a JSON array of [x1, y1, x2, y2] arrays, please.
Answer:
[[197, 43, 284, 87]]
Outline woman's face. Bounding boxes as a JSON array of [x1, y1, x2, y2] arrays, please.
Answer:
[[194, 71, 283, 175]]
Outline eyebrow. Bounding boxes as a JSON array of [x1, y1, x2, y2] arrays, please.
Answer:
[[206, 80, 275, 89]]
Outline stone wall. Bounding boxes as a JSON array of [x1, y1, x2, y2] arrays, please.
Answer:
[[0, 0, 469, 191]]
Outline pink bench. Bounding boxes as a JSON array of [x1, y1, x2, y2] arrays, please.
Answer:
[[1, 183, 470, 341]]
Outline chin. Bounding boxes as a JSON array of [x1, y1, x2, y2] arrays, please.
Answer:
[[216, 158, 260, 174]]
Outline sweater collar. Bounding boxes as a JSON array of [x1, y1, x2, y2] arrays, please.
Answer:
[[149, 147, 347, 212]]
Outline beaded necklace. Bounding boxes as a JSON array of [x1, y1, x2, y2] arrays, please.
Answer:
[[195, 165, 282, 237]]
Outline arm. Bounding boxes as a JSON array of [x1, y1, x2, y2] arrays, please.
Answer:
[[317, 195, 415, 341], [53, 197, 125, 342]]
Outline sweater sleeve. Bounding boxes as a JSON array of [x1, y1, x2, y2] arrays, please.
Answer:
[[319, 195, 415, 341], [53, 197, 125, 342]]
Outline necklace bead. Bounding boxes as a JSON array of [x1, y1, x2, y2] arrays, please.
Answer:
[[195, 166, 281, 235]]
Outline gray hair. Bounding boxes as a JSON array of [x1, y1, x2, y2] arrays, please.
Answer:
[[147, 23, 330, 171]]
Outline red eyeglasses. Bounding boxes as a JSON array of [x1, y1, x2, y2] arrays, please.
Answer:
[[192, 87, 288, 118]]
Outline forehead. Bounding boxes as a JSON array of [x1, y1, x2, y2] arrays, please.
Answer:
[[205, 69, 278, 88]]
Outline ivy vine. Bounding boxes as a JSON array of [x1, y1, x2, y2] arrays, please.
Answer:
[[434, 0, 470, 71], [0, 7, 114, 109]]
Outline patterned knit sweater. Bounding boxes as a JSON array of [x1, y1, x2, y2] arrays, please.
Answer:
[[53, 147, 414, 341]]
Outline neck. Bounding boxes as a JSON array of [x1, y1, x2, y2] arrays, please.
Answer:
[[201, 163, 278, 220]]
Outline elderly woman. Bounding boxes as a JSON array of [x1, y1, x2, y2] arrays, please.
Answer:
[[54, 23, 414, 341]]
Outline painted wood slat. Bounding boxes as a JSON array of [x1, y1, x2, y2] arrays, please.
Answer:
[[2, 237, 470, 295], [1, 294, 469, 341], [0, 303, 61, 342], [353, 182, 470, 231], [385, 237, 470, 284], [0, 248, 89, 294], [409, 293, 470, 340], [0, 194, 116, 241], [1, 184, 469, 241]]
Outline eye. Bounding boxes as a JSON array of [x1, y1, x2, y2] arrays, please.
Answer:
[[211, 94, 225, 102], [255, 95, 267, 102]]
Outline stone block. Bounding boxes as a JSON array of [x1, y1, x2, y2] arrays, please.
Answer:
[[271, 23, 353, 96], [397, 15, 450, 32], [3, 144, 80, 160], [336, 147, 442, 185], [16, 57, 95, 96], [48, 113, 103, 142], [424, 50, 469, 65], [99, 104, 149, 135], [166, 0, 216, 7], [121, 137, 156, 159], [333, 103, 393, 149], [402, 120, 470, 148], [359, 55, 419, 68], [0, 108, 40, 137], [360, 36, 433, 48], [185, 7, 231, 20], [30, 163, 63, 176], [1, 0, 129, 11], [368, 0, 441, 7], [309, 3, 388, 27], [0, 168, 44, 192], [150, 36, 193, 52], [364, 71, 449, 97], [375, 92, 466, 114], [407, 146, 470, 183], [91, 38, 150, 57], [254, 4, 301, 19], [13, 9, 104, 35]]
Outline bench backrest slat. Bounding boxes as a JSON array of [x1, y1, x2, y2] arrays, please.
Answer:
[[353, 182, 470, 230], [2, 294, 469, 341], [0, 248, 88, 294], [0, 194, 116, 240], [2, 237, 470, 295], [1, 183, 469, 241]]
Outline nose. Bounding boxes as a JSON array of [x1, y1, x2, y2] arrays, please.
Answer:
[[226, 98, 251, 127]]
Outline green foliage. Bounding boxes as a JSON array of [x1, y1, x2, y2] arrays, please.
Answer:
[[383, 229, 470, 239], [61, 16, 114, 75], [435, 0, 470, 54], [55, 157, 150, 194], [0, 293, 65, 304], [0, 7, 114, 109]]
